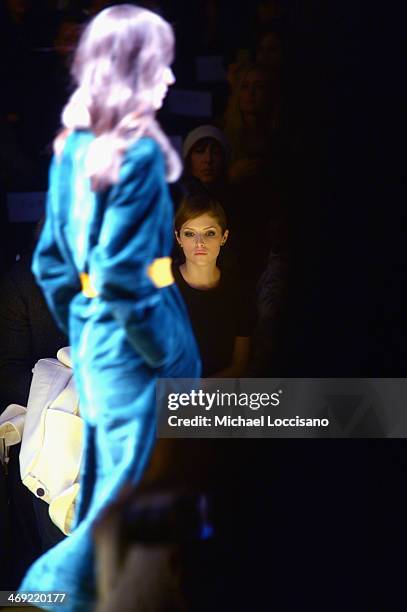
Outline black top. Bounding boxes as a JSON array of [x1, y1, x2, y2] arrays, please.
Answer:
[[173, 265, 252, 376]]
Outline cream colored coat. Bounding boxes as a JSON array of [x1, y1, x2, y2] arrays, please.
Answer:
[[0, 347, 83, 535]]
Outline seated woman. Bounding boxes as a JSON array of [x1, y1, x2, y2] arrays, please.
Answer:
[[181, 124, 230, 202], [174, 193, 252, 377]]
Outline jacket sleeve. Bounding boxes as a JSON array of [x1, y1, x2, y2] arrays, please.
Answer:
[[32, 158, 81, 335], [90, 140, 176, 369]]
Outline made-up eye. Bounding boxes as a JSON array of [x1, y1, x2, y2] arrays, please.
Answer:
[[183, 230, 195, 238], [206, 230, 216, 237]]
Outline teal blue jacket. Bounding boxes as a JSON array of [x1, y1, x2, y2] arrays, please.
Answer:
[[20, 131, 200, 610], [34, 132, 197, 368]]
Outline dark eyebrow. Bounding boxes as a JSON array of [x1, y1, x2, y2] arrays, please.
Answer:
[[183, 225, 218, 231]]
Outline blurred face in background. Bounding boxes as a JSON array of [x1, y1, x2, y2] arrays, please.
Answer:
[[256, 31, 282, 69], [188, 138, 225, 185], [239, 67, 272, 117], [54, 20, 82, 60], [6, 0, 30, 21], [176, 213, 228, 267]]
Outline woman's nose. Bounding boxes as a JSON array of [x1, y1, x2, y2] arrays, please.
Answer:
[[194, 233, 205, 245], [166, 67, 175, 85], [203, 146, 212, 162]]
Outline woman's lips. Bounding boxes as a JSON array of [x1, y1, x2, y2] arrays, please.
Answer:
[[194, 251, 207, 255]]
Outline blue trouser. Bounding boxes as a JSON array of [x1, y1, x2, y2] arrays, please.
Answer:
[[19, 380, 157, 611]]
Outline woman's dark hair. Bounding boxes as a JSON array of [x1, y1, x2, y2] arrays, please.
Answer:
[[174, 193, 228, 234]]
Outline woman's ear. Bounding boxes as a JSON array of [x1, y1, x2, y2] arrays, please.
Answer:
[[221, 229, 229, 246], [174, 230, 182, 247]]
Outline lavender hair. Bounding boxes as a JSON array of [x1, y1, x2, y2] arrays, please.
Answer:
[[55, 4, 181, 190]]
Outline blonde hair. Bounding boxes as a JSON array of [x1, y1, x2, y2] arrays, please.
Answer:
[[222, 62, 273, 162], [55, 4, 181, 190]]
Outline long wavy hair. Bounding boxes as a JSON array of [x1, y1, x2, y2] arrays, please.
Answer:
[[222, 62, 274, 162], [55, 4, 181, 190]]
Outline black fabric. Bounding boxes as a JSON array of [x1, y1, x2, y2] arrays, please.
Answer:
[[173, 265, 252, 376], [0, 254, 67, 413], [6, 445, 42, 589], [0, 462, 11, 589], [0, 254, 67, 588], [32, 496, 65, 553]]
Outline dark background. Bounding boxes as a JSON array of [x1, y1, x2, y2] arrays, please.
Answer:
[[1, 1, 406, 609]]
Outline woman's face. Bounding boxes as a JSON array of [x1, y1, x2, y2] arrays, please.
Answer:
[[176, 213, 228, 266], [256, 32, 282, 69], [152, 66, 175, 110], [239, 68, 271, 116], [188, 138, 224, 185], [7, 0, 30, 19]]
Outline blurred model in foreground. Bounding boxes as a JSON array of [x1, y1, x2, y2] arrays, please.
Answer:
[[20, 5, 200, 609]]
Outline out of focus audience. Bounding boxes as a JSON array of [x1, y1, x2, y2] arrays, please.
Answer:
[[178, 123, 288, 372], [0, 244, 67, 587], [256, 28, 282, 72], [223, 62, 279, 182], [181, 125, 230, 204], [221, 57, 289, 364], [178, 125, 239, 272]]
